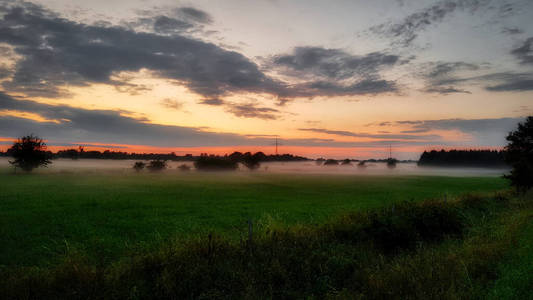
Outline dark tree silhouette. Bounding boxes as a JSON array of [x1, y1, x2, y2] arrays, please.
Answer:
[[341, 159, 352, 165], [504, 116, 533, 192], [178, 164, 191, 171], [147, 160, 167, 172], [133, 161, 146, 172], [194, 155, 238, 171], [242, 152, 262, 170], [323, 159, 338, 166], [8, 135, 51, 172]]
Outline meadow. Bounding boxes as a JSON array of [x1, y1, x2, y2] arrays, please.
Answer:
[[1, 166, 532, 299], [0, 169, 507, 267]]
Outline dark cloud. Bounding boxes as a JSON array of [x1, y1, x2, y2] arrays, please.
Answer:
[[270, 47, 400, 80], [266, 47, 401, 97], [370, 0, 492, 46], [293, 79, 397, 97], [485, 79, 533, 91], [501, 27, 523, 35], [420, 61, 480, 94], [153, 15, 193, 34], [511, 37, 533, 64], [160, 98, 183, 110], [376, 117, 524, 146], [298, 128, 441, 140], [0, 2, 284, 98], [177, 7, 213, 24], [435, 72, 533, 92], [225, 103, 280, 120], [423, 86, 471, 94], [198, 98, 225, 106]]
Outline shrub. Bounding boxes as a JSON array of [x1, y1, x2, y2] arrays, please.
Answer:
[[194, 156, 238, 171], [147, 160, 167, 172], [323, 159, 338, 166], [133, 161, 146, 172], [8, 135, 51, 172], [178, 164, 191, 171]]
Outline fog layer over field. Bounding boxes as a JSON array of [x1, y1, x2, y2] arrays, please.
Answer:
[[0, 158, 507, 177]]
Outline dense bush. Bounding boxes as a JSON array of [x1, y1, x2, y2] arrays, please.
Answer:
[[132, 161, 145, 172], [504, 116, 533, 192], [146, 160, 166, 172], [8, 135, 51, 172], [177, 164, 191, 171], [194, 155, 238, 171], [418, 149, 506, 167], [323, 159, 338, 166]]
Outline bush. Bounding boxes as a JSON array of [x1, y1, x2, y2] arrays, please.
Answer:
[[8, 135, 51, 172], [133, 161, 145, 172], [194, 156, 238, 171], [323, 159, 338, 166], [177, 164, 191, 171], [147, 160, 166, 172]]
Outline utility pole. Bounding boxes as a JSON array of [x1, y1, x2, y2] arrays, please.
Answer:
[[275, 136, 278, 155]]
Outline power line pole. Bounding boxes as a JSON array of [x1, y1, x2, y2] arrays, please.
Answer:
[[275, 136, 278, 155]]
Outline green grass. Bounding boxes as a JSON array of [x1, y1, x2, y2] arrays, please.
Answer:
[[0, 170, 508, 267], [1, 189, 531, 299]]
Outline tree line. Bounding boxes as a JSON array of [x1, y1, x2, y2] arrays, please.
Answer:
[[418, 149, 507, 167], [0, 147, 308, 162]]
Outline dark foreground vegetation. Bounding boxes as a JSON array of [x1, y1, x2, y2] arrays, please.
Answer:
[[1, 191, 531, 299], [418, 149, 507, 168]]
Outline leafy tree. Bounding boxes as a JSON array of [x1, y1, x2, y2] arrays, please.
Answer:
[[8, 135, 51, 172], [133, 161, 146, 172], [504, 116, 533, 192], [178, 164, 191, 171], [147, 160, 167, 172], [323, 159, 338, 166], [242, 152, 261, 170], [194, 155, 238, 171]]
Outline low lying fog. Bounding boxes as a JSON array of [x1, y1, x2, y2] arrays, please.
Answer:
[[0, 158, 507, 177]]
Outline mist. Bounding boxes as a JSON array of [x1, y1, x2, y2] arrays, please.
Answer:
[[0, 157, 507, 177]]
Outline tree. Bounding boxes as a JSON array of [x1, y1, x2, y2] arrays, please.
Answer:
[[504, 116, 533, 192], [147, 160, 167, 172], [242, 152, 261, 170], [8, 135, 51, 172], [133, 161, 146, 172]]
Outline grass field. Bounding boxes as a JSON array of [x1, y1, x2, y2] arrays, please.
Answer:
[[2, 169, 533, 299], [0, 170, 508, 267]]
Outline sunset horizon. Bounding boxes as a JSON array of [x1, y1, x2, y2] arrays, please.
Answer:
[[1, 0, 531, 159]]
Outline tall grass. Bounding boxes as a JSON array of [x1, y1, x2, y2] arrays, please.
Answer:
[[1, 191, 530, 299]]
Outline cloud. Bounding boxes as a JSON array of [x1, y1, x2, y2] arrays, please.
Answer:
[[298, 128, 441, 140], [160, 98, 183, 110], [225, 103, 280, 120], [501, 27, 523, 35], [177, 7, 213, 24], [370, 0, 493, 46], [419, 61, 481, 94], [375, 117, 525, 146], [486, 79, 533, 91], [270, 47, 400, 80], [153, 15, 194, 34], [198, 98, 225, 106], [266, 46, 402, 97], [0, 2, 284, 99], [511, 37, 533, 64]]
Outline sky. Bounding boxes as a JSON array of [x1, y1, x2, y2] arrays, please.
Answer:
[[0, 0, 532, 159]]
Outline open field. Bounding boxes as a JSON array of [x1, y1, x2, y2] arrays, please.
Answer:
[[0, 168, 508, 267]]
